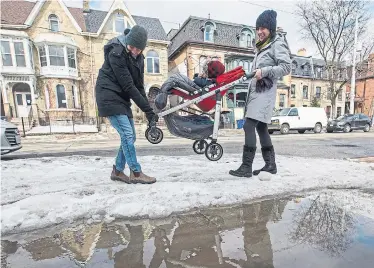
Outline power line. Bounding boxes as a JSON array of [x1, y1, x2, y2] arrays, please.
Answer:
[[238, 0, 296, 15]]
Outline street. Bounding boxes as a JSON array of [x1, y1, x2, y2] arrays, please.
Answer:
[[3, 130, 374, 160]]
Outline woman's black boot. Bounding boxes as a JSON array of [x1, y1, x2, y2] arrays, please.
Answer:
[[229, 146, 256, 178], [253, 146, 277, 176]]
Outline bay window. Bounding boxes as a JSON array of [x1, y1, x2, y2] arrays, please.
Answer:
[[67, 47, 76, 68], [14, 41, 26, 67], [49, 45, 65, 66]]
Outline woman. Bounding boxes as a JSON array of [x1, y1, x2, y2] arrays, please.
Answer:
[[230, 10, 291, 178]]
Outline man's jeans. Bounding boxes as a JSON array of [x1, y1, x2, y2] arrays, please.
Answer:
[[108, 115, 141, 172]]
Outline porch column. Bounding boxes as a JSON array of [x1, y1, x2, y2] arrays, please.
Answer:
[[0, 79, 9, 103]]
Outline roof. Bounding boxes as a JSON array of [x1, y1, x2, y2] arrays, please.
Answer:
[[0, 0, 167, 41], [168, 16, 257, 58], [0, 0, 35, 25]]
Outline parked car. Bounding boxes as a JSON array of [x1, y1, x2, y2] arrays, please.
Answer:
[[326, 113, 371, 133], [268, 107, 328, 134], [1, 119, 22, 155]]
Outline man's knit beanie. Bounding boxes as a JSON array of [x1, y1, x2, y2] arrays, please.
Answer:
[[125, 25, 148, 50]]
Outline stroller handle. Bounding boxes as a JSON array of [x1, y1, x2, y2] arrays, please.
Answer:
[[245, 71, 256, 79]]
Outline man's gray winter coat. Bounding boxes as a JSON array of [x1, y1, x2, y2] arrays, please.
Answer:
[[245, 34, 291, 123]]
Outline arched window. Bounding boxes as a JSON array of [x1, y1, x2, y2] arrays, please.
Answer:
[[146, 50, 160, 73], [239, 28, 254, 48], [56, 84, 67, 108], [49, 14, 59, 32], [204, 22, 215, 42]]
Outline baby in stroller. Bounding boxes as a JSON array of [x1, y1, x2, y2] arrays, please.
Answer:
[[193, 60, 226, 88]]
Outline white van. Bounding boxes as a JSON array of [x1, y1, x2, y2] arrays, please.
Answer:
[[268, 107, 328, 134]]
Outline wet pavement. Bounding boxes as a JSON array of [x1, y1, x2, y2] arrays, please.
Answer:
[[2, 190, 374, 268]]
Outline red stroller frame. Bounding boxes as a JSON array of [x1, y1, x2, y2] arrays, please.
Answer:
[[146, 67, 254, 161]]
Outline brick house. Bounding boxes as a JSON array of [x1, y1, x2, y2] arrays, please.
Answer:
[[167, 16, 290, 127], [0, 0, 169, 129], [289, 49, 347, 119], [346, 53, 374, 117]]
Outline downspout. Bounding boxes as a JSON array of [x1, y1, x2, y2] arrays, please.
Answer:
[[89, 34, 99, 130]]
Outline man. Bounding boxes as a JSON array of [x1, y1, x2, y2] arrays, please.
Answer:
[[229, 10, 291, 178], [95, 25, 158, 184]]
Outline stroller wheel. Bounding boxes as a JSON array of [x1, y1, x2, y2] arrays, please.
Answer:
[[205, 143, 223, 161], [146, 127, 163, 144], [193, 140, 208, 154]]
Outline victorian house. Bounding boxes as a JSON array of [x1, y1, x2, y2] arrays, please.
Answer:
[[167, 16, 289, 127], [289, 49, 347, 118], [0, 0, 169, 129]]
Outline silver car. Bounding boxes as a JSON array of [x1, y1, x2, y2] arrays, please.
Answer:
[[1, 119, 22, 155]]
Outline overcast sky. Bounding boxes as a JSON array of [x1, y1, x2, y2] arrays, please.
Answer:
[[30, 0, 374, 58]]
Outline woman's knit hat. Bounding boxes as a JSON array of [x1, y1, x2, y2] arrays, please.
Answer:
[[124, 25, 148, 50], [256, 10, 277, 33]]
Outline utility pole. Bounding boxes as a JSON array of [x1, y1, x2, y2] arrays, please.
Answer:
[[349, 14, 359, 114]]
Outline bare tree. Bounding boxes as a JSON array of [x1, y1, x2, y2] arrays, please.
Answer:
[[296, 0, 372, 118]]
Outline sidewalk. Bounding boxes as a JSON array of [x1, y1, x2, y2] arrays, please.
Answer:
[[2, 153, 374, 235]]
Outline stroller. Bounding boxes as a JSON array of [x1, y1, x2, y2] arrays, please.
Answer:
[[145, 66, 254, 161]]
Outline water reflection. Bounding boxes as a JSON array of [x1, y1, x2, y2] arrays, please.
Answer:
[[2, 192, 374, 268]]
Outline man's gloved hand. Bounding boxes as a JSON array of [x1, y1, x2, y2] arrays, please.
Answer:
[[146, 112, 159, 124]]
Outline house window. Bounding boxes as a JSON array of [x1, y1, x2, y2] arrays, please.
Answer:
[[337, 107, 342, 117], [291, 62, 297, 74], [303, 64, 310, 76], [279, 94, 286, 108], [239, 29, 253, 48], [56, 84, 67, 108], [67, 47, 76, 68], [338, 91, 342, 101], [115, 13, 126, 34], [49, 14, 59, 32], [291, 84, 296, 98], [204, 22, 214, 42], [14, 41, 26, 67], [49, 45, 65, 66], [315, 87, 321, 99], [0, 41, 12, 66], [146, 50, 160, 74], [72, 85, 79, 108], [38, 46, 47, 66], [199, 56, 207, 73], [303, 85, 308, 99]]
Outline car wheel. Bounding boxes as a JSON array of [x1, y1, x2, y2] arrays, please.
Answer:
[[280, 124, 290, 135], [343, 124, 351, 133], [298, 130, 306, 134], [314, 123, 322, 133], [364, 124, 370, 132], [268, 130, 274, 134]]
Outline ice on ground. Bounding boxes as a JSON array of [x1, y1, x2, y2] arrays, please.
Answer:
[[26, 125, 98, 135], [1, 154, 374, 234]]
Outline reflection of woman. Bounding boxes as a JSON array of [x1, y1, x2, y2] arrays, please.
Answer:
[[230, 10, 291, 178]]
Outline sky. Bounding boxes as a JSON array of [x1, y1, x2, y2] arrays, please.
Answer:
[[28, 0, 374, 57]]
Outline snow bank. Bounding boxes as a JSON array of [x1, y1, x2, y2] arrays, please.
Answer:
[[26, 125, 98, 134], [1, 154, 373, 234]]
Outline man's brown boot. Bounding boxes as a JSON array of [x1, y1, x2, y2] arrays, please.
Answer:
[[130, 170, 156, 184], [110, 165, 131, 183]]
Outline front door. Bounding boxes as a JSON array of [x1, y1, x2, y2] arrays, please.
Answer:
[[15, 93, 32, 117]]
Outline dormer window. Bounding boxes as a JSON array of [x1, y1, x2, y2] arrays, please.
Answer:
[[239, 28, 254, 48], [114, 13, 128, 34], [49, 14, 59, 32], [204, 22, 215, 42], [291, 61, 297, 74]]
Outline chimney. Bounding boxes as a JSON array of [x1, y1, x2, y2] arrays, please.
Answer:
[[83, 0, 90, 13], [297, 48, 306, 57]]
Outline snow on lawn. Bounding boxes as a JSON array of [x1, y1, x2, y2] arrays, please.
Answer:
[[26, 125, 98, 134], [1, 154, 374, 234]]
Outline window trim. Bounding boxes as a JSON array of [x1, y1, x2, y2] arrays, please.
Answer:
[[302, 85, 309, 99], [239, 28, 254, 48], [55, 84, 67, 109], [37, 44, 77, 70], [13, 41, 26, 67], [1, 40, 13, 66], [315, 86, 321, 99], [146, 50, 160, 74], [49, 14, 59, 32]]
